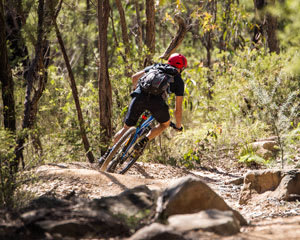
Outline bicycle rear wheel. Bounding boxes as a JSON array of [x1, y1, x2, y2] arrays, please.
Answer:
[[100, 127, 136, 172]]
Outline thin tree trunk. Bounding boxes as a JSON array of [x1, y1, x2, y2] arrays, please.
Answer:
[[134, 0, 143, 51], [0, 0, 16, 133], [115, 0, 130, 56], [14, 0, 46, 172], [145, 0, 155, 66], [97, 0, 112, 153], [54, 18, 95, 163], [83, 0, 90, 83], [159, 14, 188, 60]]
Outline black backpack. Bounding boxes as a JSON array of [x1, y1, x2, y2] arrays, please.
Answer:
[[138, 63, 178, 95]]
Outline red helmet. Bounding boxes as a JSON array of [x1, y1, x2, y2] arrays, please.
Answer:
[[168, 53, 187, 70]]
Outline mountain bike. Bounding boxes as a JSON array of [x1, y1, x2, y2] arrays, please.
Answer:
[[100, 112, 180, 174]]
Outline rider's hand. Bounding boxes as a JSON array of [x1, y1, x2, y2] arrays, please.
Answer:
[[175, 125, 183, 132], [170, 122, 183, 132]]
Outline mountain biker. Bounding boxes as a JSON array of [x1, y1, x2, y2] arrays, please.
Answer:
[[98, 53, 187, 166]]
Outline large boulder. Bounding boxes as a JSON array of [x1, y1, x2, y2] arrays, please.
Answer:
[[155, 176, 247, 226], [21, 200, 130, 239], [239, 169, 300, 204], [0, 186, 157, 240], [91, 185, 157, 226]]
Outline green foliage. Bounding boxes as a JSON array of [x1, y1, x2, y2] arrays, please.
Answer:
[[246, 58, 300, 168], [3, 0, 300, 172], [141, 46, 299, 169], [183, 149, 200, 168], [238, 145, 269, 166], [0, 129, 16, 208]]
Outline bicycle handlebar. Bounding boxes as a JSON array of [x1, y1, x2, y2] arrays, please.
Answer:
[[170, 122, 183, 132]]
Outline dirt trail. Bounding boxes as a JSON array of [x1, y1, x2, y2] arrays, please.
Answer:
[[23, 161, 300, 240]]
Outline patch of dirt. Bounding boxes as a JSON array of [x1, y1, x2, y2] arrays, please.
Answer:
[[21, 161, 300, 239]]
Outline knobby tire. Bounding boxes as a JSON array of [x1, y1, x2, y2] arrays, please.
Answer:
[[100, 127, 136, 172], [118, 155, 140, 174], [117, 124, 153, 174]]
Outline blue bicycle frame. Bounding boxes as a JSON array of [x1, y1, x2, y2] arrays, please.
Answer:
[[118, 114, 155, 161]]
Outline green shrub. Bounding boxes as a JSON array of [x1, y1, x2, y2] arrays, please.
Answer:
[[0, 129, 17, 208], [238, 145, 269, 166]]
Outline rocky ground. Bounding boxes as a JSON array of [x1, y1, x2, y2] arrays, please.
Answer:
[[17, 161, 300, 240]]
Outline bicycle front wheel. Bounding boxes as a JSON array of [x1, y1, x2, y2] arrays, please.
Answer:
[[118, 155, 140, 174], [100, 127, 136, 172]]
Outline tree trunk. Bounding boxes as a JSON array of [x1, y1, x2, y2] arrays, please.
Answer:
[[144, 0, 155, 66], [97, 0, 112, 153], [5, 0, 29, 70], [83, 0, 90, 83], [253, 0, 280, 53], [265, 12, 279, 53], [14, 0, 65, 169], [0, 0, 16, 133], [159, 14, 188, 60], [115, 0, 130, 56], [14, 0, 47, 172], [54, 18, 95, 163], [134, 0, 143, 52]]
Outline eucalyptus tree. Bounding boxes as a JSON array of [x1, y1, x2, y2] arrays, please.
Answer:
[[145, 0, 155, 65], [54, 0, 95, 163], [115, 0, 130, 56], [97, 0, 112, 153], [253, 0, 280, 53], [0, 0, 16, 133]]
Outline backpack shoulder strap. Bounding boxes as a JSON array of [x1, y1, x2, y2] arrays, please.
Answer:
[[156, 64, 178, 76]]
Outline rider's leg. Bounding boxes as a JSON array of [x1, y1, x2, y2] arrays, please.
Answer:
[[146, 120, 170, 140], [98, 124, 130, 166], [134, 120, 170, 154], [113, 124, 130, 145]]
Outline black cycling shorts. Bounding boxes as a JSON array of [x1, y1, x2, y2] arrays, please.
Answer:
[[124, 93, 170, 126]]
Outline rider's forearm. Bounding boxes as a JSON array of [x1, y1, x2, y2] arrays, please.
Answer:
[[132, 70, 145, 89], [174, 108, 182, 128], [174, 96, 183, 128]]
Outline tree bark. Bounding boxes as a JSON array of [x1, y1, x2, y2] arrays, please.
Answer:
[[134, 0, 143, 52], [5, 0, 29, 70], [115, 0, 130, 56], [97, 0, 112, 153], [144, 0, 155, 66], [252, 0, 280, 53], [265, 12, 279, 53], [83, 0, 90, 83], [0, 0, 16, 133], [54, 16, 95, 163], [159, 14, 188, 60], [14, 0, 47, 172]]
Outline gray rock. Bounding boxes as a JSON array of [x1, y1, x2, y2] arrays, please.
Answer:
[[225, 177, 244, 186], [91, 185, 156, 218], [239, 169, 300, 204], [129, 223, 185, 240], [156, 176, 247, 226], [249, 140, 279, 159], [168, 209, 240, 236]]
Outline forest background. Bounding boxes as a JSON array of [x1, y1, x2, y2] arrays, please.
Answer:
[[0, 0, 299, 208]]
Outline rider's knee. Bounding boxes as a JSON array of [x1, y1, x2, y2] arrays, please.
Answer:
[[160, 120, 170, 129]]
